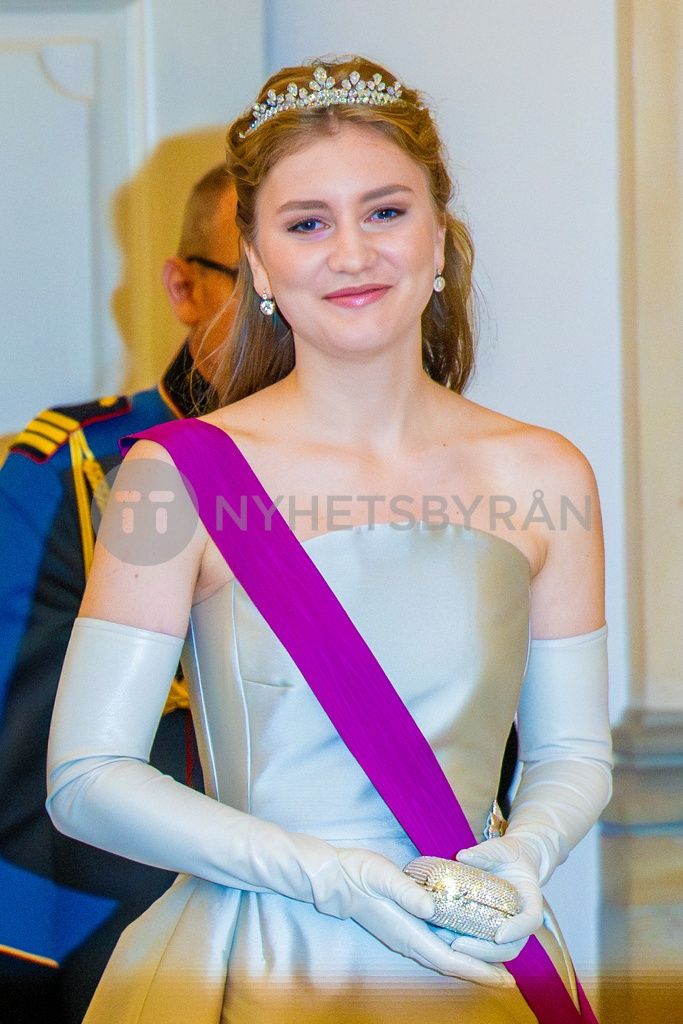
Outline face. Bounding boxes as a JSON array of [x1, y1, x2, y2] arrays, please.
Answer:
[[246, 125, 446, 359]]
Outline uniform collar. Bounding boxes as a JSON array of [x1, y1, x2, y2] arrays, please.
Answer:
[[158, 340, 214, 419]]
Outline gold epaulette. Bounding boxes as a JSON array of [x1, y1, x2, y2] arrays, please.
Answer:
[[9, 395, 130, 464]]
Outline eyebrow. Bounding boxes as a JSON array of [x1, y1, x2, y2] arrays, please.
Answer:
[[275, 184, 415, 214]]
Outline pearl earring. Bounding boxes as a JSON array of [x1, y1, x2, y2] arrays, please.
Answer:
[[433, 273, 446, 293], [259, 292, 276, 316]]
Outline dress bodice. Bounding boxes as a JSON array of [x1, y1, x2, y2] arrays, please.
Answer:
[[182, 521, 530, 844]]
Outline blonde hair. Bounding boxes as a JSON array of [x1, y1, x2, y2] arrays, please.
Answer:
[[210, 56, 476, 406]]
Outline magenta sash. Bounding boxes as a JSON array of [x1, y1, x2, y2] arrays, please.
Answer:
[[120, 418, 599, 1024]]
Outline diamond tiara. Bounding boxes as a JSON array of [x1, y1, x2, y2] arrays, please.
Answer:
[[239, 66, 410, 139]]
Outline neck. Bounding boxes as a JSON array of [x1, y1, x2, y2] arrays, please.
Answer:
[[275, 331, 439, 455]]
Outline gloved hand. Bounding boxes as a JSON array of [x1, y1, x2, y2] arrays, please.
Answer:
[[310, 845, 510, 982], [47, 617, 513, 989], [452, 626, 613, 962], [454, 832, 543, 958]]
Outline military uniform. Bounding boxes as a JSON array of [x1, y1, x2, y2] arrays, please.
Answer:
[[0, 343, 210, 1024]]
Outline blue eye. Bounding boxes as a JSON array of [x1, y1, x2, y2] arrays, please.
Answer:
[[288, 218, 325, 233], [370, 207, 403, 222]]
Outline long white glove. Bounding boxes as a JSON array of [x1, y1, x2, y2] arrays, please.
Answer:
[[451, 625, 612, 963], [47, 617, 513, 988]]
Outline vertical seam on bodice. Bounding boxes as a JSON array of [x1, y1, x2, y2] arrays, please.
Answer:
[[185, 616, 220, 798], [520, 578, 533, 691], [230, 581, 253, 814]]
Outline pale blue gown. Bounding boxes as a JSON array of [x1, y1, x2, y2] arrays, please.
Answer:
[[83, 523, 576, 1024]]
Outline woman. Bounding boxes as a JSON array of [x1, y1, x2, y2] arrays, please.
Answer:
[[47, 57, 612, 1024]]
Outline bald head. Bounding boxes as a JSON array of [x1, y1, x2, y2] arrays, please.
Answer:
[[177, 164, 237, 265]]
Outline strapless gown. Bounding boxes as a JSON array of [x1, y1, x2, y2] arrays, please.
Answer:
[[83, 522, 577, 1024]]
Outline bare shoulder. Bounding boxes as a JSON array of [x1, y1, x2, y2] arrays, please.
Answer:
[[490, 415, 606, 636], [510, 422, 597, 499], [121, 437, 176, 465], [115, 437, 195, 514], [455, 399, 605, 633], [457, 395, 599, 501]]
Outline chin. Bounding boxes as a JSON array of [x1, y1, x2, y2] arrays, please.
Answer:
[[290, 308, 415, 356], [330, 330, 405, 358]]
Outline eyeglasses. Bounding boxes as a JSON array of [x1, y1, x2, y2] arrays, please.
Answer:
[[185, 256, 239, 279]]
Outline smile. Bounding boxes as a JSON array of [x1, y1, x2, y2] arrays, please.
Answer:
[[323, 285, 391, 308]]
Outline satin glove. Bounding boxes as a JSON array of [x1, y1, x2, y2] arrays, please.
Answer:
[[451, 834, 542, 960], [453, 626, 612, 961], [47, 617, 512, 989]]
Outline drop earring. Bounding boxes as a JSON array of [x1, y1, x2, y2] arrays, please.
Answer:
[[433, 273, 445, 293], [259, 292, 276, 316]]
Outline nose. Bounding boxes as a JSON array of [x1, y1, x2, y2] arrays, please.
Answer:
[[326, 218, 375, 276]]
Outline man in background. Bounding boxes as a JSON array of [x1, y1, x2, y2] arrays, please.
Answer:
[[0, 164, 238, 1024]]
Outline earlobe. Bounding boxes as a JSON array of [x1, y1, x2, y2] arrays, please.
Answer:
[[434, 218, 447, 271], [243, 242, 271, 299]]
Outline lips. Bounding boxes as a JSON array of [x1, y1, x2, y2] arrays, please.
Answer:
[[323, 284, 391, 308]]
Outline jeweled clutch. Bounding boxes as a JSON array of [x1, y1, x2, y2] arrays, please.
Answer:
[[403, 856, 521, 941]]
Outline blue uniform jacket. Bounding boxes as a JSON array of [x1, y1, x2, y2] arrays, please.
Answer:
[[0, 342, 209, 1021]]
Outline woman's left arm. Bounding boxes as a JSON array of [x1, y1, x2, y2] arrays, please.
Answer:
[[451, 435, 613, 961]]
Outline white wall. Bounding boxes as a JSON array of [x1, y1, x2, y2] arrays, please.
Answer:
[[0, 7, 132, 432], [0, 0, 266, 428], [267, 0, 623, 976], [137, 0, 265, 144]]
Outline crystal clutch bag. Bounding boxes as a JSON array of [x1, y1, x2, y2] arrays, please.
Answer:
[[403, 856, 521, 941]]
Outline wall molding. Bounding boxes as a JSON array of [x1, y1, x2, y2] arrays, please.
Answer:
[[619, 0, 683, 713]]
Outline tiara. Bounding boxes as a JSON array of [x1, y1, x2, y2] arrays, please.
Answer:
[[239, 66, 409, 138]]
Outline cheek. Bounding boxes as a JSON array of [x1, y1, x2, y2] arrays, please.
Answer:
[[267, 263, 314, 325], [392, 219, 439, 266], [269, 250, 320, 298]]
